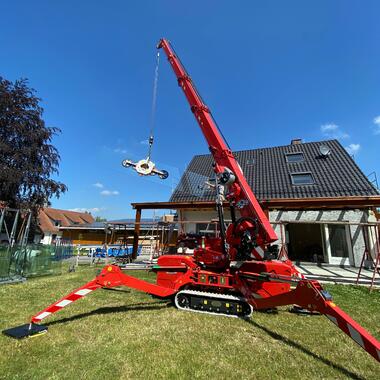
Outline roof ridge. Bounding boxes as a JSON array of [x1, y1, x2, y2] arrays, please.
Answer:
[[190, 139, 338, 158], [44, 207, 89, 213]]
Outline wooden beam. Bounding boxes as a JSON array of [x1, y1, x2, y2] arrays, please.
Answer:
[[131, 196, 380, 211], [132, 208, 142, 260], [131, 201, 217, 210]]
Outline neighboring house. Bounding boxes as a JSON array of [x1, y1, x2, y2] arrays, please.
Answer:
[[132, 139, 380, 267], [60, 218, 165, 246], [38, 210, 169, 249], [37, 208, 94, 244]]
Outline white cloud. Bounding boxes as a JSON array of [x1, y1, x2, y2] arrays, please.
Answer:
[[140, 139, 149, 145], [321, 123, 339, 133], [320, 123, 349, 139], [114, 148, 128, 154], [69, 207, 103, 213], [100, 190, 119, 196], [345, 143, 360, 156], [373, 116, 380, 135], [93, 182, 104, 188]]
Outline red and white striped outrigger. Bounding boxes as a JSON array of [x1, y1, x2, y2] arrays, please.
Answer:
[[3, 264, 380, 363]]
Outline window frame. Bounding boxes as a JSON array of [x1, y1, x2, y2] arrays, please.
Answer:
[[285, 152, 304, 163], [290, 172, 315, 186]]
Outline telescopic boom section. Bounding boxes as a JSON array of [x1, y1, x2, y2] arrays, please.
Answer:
[[157, 38, 277, 244]]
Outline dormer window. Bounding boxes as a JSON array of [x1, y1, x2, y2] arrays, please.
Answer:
[[54, 220, 61, 227], [286, 152, 304, 163]]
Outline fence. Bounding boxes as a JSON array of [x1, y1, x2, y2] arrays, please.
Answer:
[[0, 243, 74, 283]]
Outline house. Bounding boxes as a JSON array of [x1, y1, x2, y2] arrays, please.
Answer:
[[59, 218, 172, 248], [37, 209, 173, 251], [131, 139, 380, 266], [37, 208, 95, 244]]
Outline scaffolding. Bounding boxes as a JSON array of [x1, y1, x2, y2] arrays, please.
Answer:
[[0, 207, 31, 283], [356, 223, 380, 291], [0, 207, 73, 284]]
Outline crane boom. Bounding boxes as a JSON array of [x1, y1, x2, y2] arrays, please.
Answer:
[[157, 39, 277, 246]]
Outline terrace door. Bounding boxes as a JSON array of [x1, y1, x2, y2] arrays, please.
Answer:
[[286, 223, 326, 263], [323, 224, 353, 266]]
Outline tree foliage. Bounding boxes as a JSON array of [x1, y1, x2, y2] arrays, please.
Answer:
[[95, 216, 107, 222], [0, 77, 67, 214]]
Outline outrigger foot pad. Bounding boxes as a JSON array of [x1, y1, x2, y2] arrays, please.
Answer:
[[2, 323, 48, 339], [289, 305, 320, 316]]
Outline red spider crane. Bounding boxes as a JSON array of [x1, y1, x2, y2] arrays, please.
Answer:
[[3, 38, 380, 364]]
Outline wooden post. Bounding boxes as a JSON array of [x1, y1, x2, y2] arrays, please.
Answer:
[[132, 208, 142, 260]]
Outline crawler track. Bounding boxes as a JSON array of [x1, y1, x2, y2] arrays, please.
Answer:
[[174, 290, 253, 318]]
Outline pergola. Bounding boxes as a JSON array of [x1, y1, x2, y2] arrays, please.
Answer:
[[130, 196, 380, 258]]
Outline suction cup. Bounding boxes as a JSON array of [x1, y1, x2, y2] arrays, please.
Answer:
[[158, 170, 169, 179]]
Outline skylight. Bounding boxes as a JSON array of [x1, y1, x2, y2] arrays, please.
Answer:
[[291, 172, 314, 185], [286, 152, 304, 163]]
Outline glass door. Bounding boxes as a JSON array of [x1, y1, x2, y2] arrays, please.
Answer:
[[324, 224, 353, 265]]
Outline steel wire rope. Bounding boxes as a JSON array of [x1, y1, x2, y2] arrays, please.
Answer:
[[147, 51, 160, 160]]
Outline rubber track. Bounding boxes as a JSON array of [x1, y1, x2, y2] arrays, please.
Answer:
[[174, 289, 253, 318]]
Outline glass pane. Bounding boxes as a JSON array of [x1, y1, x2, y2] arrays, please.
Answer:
[[328, 225, 349, 257], [196, 223, 216, 235], [286, 153, 304, 163], [291, 173, 314, 185]]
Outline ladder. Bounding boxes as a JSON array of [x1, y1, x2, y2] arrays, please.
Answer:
[[356, 224, 380, 291]]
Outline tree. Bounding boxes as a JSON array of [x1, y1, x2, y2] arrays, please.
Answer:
[[95, 216, 107, 222], [0, 77, 67, 214]]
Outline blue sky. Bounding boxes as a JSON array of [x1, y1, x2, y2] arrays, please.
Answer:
[[1, 1, 379, 219]]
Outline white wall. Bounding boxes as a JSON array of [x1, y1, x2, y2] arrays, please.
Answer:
[[180, 208, 374, 267], [40, 233, 52, 245], [39, 232, 62, 245], [178, 210, 232, 234], [270, 209, 371, 266]]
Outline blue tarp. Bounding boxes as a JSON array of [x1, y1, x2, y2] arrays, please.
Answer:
[[94, 246, 141, 258]]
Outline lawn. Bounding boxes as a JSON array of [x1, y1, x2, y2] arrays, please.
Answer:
[[0, 266, 379, 379]]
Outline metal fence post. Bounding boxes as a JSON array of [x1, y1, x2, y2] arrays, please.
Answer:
[[0, 209, 5, 237], [9, 210, 19, 247]]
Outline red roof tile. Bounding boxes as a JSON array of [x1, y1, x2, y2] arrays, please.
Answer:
[[38, 208, 95, 233]]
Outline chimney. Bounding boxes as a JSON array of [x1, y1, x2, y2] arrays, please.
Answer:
[[291, 138, 302, 145]]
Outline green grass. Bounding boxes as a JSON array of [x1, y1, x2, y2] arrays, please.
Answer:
[[0, 266, 379, 379]]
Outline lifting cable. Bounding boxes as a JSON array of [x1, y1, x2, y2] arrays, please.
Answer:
[[121, 51, 168, 179], [147, 51, 160, 161]]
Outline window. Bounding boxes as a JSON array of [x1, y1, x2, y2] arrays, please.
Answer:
[[246, 158, 255, 165], [54, 220, 61, 227], [196, 223, 217, 235], [286, 152, 304, 163], [290, 172, 314, 185], [326, 225, 349, 258]]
